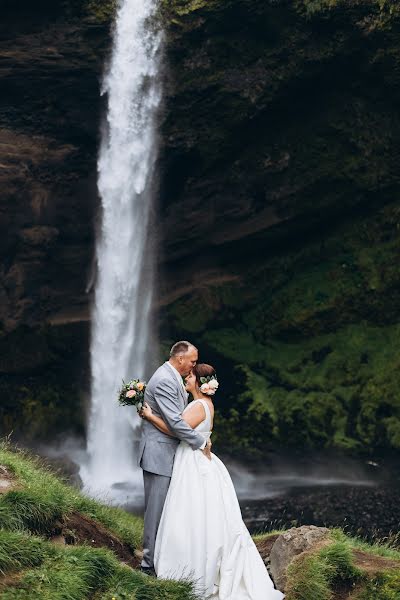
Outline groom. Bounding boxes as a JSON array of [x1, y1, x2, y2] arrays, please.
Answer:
[[137, 340, 211, 576]]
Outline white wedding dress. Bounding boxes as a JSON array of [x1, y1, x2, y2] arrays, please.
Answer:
[[154, 399, 284, 600]]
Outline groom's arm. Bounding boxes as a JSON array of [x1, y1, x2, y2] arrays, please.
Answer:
[[154, 379, 205, 450]]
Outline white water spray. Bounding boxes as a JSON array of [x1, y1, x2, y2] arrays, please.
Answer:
[[80, 0, 163, 504]]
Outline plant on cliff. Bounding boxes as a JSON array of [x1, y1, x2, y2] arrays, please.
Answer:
[[167, 202, 400, 457], [86, 0, 117, 22]]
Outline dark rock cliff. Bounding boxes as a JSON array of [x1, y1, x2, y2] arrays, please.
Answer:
[[1, 0, 400, 453], [0, 1, 108, 437]]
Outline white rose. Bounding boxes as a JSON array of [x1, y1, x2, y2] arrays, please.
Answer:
[[209, 379, 219, 389]]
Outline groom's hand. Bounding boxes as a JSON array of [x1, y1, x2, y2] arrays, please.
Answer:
[[202, 439, 212, 461]]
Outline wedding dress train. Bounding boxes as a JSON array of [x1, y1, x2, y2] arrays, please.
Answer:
[[154, 399, 283, 600]]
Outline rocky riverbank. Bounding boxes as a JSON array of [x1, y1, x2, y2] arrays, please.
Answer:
[[243, 483, 400, 543]]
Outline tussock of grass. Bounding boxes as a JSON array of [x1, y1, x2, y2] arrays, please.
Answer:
[[286, 553, 333, 600], [0, 530, 50, 575], [286, 541, 362, 600]]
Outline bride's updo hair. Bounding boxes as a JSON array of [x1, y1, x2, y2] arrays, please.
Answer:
[[193, 363, 219, 397]]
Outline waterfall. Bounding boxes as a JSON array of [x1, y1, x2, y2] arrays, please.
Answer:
[[80, 0, 163, 505]]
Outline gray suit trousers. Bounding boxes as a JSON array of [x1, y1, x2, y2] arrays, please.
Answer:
[[141, 470, 171, 569]]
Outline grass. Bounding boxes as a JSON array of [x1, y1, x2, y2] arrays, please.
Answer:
[[0, 442, 200, 600], [281, 531, 400, 600], [331, 529, 400, 561], [0, 534, 200, 600], [0, 443, 398, 599], [0, 442, 143, 549]]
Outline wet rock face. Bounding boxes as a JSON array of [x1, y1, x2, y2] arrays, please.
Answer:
[[0, 3, 109, 438], [0, 5, 109, 336], [159, 1, 400, 287]]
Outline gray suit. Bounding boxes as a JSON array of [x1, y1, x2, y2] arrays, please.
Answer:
[[138, 362, 204, 568]]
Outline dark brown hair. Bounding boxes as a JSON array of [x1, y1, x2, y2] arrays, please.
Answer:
[[193, 363, 216, 387]]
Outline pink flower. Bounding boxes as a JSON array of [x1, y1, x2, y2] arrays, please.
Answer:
[[200, 383, 211, 395], [126, 390, 136, 398]]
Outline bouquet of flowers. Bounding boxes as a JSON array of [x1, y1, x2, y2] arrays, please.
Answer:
[[117, 379, 146, 410]]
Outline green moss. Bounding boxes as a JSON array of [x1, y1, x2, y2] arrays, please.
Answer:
[[165, 202, 400, 455], [296, 0, 400, 21], [161, 0, 221, 17], [86, 0, 116, 23]]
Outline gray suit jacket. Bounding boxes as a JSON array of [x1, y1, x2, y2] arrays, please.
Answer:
[[137, 362, 205, 477]]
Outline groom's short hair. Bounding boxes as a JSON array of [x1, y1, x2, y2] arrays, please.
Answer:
[[170, 340, 196, 357]]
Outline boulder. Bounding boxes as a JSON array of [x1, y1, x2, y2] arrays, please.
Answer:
[[269, 525, 331, 592]]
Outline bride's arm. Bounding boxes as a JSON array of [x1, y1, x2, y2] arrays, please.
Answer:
[[182, 402, 207, 429], [141, 402, 207, 434], [141, 403, 175, 437]]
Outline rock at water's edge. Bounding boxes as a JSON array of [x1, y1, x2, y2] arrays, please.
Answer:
[[269, 525, 330, 592]]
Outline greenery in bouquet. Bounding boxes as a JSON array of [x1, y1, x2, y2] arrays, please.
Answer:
[[118, 379, 146, 409]]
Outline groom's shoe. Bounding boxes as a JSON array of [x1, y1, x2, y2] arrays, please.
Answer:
[[140, 566, 157, 578]]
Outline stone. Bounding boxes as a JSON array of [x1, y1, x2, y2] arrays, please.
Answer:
[[0, 465, 15, 493], [269, 525, 331, 592]]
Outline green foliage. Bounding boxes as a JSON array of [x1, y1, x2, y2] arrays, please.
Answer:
[[86, 0, 116, 22], [296, 0, 400, 21], [160, 0, 219, 17], [167, 203, 400, 455]]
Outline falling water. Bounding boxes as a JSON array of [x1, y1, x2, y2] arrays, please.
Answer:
[[80, 0, 163, 504]]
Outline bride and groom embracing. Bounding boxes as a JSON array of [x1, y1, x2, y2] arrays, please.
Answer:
[[137, 340, 283, 599]]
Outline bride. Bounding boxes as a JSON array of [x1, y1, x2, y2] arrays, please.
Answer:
[[141, 363, 283, 600]]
